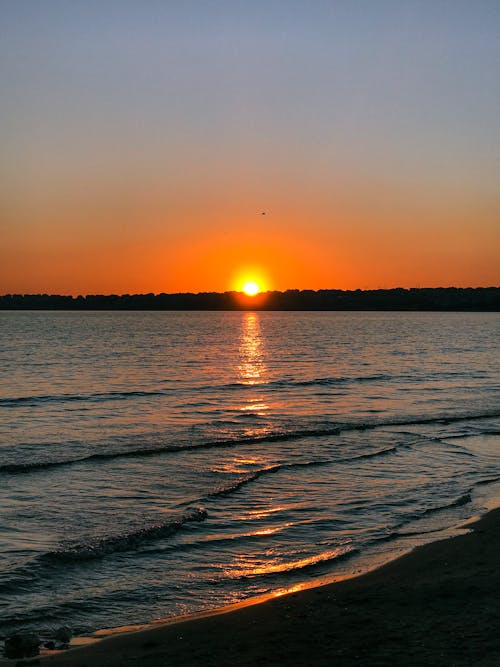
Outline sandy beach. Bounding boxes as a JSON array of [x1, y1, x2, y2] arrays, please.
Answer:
[[3, 507, 498, 667]]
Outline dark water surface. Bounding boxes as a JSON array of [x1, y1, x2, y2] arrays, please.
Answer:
[[0, 311, 499, 638]]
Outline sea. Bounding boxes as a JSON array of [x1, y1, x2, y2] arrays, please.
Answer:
[[0, 310, 499, 642]]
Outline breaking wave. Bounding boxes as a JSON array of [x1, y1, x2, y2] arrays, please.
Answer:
[[44, 507, 208, 562]]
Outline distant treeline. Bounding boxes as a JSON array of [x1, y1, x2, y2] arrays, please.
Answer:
[[1, 288, 499, 311]]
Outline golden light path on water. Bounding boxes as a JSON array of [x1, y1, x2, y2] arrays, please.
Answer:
[[237, 312, 270, 417], [223, 311, 294, 581], [223, 312, 353, 582]]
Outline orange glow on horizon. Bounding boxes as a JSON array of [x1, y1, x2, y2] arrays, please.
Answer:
[[2, 195, 498, 294]]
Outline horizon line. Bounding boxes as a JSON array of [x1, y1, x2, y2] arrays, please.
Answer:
[[2, 286, 500, 298]]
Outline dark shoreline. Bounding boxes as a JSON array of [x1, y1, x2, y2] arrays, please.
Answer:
[[6, 506, 498, 666], [1, 287, 499, 311]]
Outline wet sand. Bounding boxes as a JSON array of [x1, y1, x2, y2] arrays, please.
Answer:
[[5, 508, 500, 666]]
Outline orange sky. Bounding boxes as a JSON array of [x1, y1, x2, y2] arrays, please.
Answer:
[[1, 3, 499, 295], [2, 169, 498, 294]]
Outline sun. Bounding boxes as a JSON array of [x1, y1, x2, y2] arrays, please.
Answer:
[[242, 281, 260, 296], [232, 268, 269, 296]]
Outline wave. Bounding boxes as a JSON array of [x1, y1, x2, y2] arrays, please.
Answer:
[[205, 460, 333, 500], [230, 544, 357, 580], [421, 493, 472, 516], [206, 466, 282, 498], [222, 370, 478, 392], [380, 492, 474, 542], [234, 374, 393, 389], [345, 446, 399, 462], [0, 389, 168, 407], [1, 409, 498, 476], [143, 515, 354, 562], [43, 507, 207, 562], [0, 374, 388, 407], [386, 526, 454, 540], [399, 473, 500, 532], [473, 475, 500, 487], [1, 369, 478, 408], [384, 481, 493, 542], [0, 430, 343, 474], [0, 459, 78, 474]]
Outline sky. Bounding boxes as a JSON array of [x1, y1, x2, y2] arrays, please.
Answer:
[[1, 1, 499, 294]]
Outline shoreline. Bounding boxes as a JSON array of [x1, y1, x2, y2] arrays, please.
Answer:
[[3, 506, 499, 666]]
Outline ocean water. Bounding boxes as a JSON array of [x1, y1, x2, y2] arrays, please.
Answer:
[[0, 310, 499, 641]]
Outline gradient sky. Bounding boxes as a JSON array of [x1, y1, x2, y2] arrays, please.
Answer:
[[1, 1, 499, 294]]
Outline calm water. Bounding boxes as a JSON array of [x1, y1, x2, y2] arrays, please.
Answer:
[[0, 311, 499, 640]]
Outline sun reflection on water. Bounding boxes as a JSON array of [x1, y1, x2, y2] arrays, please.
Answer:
[[225, 545, 353, 578], [238, 312, 267, 386], [237, 312, 270, 418]]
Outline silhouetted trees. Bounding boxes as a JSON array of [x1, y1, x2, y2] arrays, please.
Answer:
[[0, 288, 498, 311]]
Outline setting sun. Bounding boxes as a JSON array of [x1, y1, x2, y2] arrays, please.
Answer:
[[242, 281, 260, 296]]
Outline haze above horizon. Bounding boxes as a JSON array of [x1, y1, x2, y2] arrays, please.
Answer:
[[1, 1, 499, 294]]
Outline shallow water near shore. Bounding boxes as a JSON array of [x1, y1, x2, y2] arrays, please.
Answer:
[[0, 311, 499, 642]]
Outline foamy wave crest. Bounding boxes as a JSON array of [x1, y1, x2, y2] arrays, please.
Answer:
[[44, 507, 207, 561]]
